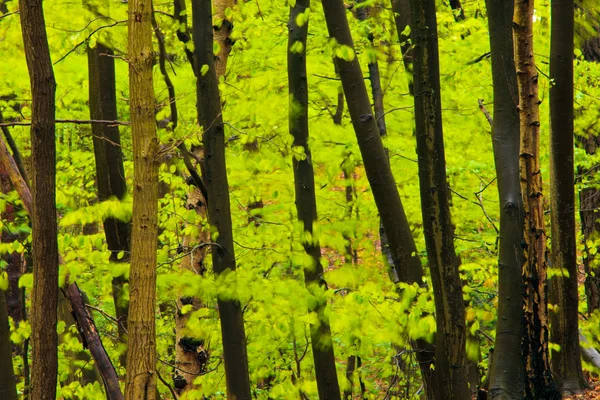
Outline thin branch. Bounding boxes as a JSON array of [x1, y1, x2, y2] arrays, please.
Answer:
[[478, 99, 493, 126], [156, 368, 179, 400], [0, 10, 19, 19]]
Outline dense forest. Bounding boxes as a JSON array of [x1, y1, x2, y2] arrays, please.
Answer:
[[1, 0, 600, 399]]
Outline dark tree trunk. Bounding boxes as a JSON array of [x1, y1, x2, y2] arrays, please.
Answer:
[[449, 0, 465, 20], [192, 0, 251, 398], [0, 290, 17, 400], [548, 0, 588, 394], [87, 40, 130, 366], [124, 0, 160, 396], [513, 2, 560, 398], [484, 1, 525, 399], [18, 0, 59, 398], [320, 2, 438, 399], [288, 1, 342, 398], [409, 0, 469, 398]]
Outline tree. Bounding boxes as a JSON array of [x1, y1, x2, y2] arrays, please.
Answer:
[[409, 0, 470, 398], [484, 1, 526, 398], [320, 1, 438, 398], [548, 0, 588, 394], [288, 1, 342, 398], [124, 0, 160, 396], [513, 0, 560, 398], [18, 0, 60, 397], [192, 0, 251, 397]]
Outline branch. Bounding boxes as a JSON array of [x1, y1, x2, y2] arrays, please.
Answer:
[[178, 142, 208, 201], [0, 119, 130, 127], [0, 110, 29, 184], [478, 99, 493, 126]]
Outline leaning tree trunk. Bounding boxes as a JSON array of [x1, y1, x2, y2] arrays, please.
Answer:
[[288, 1, 342, 398], [484, 1, 526, 399], [87, 24, 131, 368], [18, 0, 59, 398], [548, 0, 588, 394], [192, 0, 251, 397], [449, 0, 465, 20], [320, 1, 438, 399], [513, 1, 560, 398], [124, 0, 160, 396], [409, 0, 470, 398]]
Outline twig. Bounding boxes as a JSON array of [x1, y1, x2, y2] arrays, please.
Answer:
[[0, 10, 19, 19], [156, 368, 179, 400], [478, 99, 493, 126]]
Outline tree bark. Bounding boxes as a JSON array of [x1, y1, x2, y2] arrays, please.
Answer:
[[513, 1, 560, 398], [409, 0, 470, 398], [548, 0, 588, 394], [18, 0, 59, 397], [192, 0, 251, 397], [484, 1, 526, 399], [124, 0, 160, 396], [87, 38, 131, 367], [213, 0, 234, 79], [0, 289, 18, 400], [320, 2, 438, 399], [288, 2, 342, 398]]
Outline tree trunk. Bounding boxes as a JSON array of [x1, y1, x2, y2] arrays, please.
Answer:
[[192, 0, 251, 397], [213, 0, 234, 79], [484, 1, 526, 399], [548, 0, 588, 394], [18, 0, 59, 397], [409, 1, 470, 398], [124, 0, 160, 396], [513, 1, 560, 398], [320, 2, 438, 399], [0, 285, 17, 400], [449, 0, 465, 20], [288, 2, 342, 398], [87, 38, 130, 367], [391, 0, 413, 93]]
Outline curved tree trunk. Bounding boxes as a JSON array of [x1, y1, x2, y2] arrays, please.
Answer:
[[288, 1, 342, 398], [320, 2, 438, 399], [548, 0, 588, 394], [484, 1, 525, 399], [513, 2, 560, 398], [18, 0, 59, 397], [409, 0, 470, 398], [192, 0, 251, 397], [124, 0, 160, 396]]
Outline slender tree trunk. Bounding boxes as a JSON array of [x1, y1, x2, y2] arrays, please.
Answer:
[[288, 2, 342, 398], [548, 0, 588, 394], [449, 0, 465, 20], [391, 0, 413, 93], [409, 1, 469, 398], [124, 0, 160, 396], [513, 2, 560, 398], [18, 0, 59, 398], [484, 1, 526, 399], [0, 290, 17, 400], [320, 2, 438, 399], [87, 38, 131, 367], [192, 0, 251, 397]]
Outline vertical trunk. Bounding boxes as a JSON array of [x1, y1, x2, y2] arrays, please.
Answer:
[[87, 38, 130, 366], [0, 290, 17, 400], [18, 0, 59, 398], [548, 0, 588, 394], [333, 61, 344, 125], [484, 1, 526, 398], [513, 2, 560, 398], [124, 0, 159, 396], [320, 2, 438, 399], [213, 0, 234, 79], [409, 0, 469, 398], [391, 0, 413, 93], [192, 0, 251, 397], [288, 2, 342, 398]]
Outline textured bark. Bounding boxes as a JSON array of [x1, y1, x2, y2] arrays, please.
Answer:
[[320, 2, 437, 399], [124, 0, 160, 396], [484, 1, 525, 398], [18, 0, 59, 398], [192, 0, 251, 397], [0, 290, 17, 400], [409, 1, 469, 398], [513, 1, 560, 398], [213, 0, 234, 79], [548, 0, 588, 394], [87, 38, 130, 366], [288, 2, 341, 398]]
